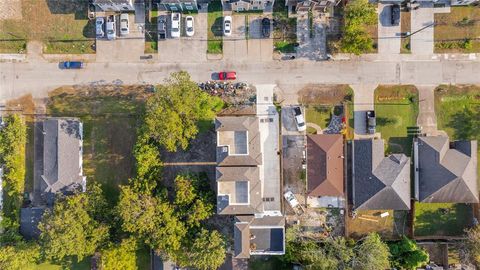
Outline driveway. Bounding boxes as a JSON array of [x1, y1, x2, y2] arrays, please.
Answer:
[[410, 2, 434, 55], [350, 84, 379, 138], [158, 8, 208, 63], [296, 12, 327, 61], [96, 13, 145, 62], [378, 3, 401, 54]]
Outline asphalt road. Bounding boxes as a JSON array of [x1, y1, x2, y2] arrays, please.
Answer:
[[1, 57, 480, 102]]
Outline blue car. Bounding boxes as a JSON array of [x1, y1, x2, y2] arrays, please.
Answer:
[[61, 61, 84, 69]]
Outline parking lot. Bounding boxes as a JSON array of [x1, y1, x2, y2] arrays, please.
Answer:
[[223, 14, 273, 62], [378, 3, 401, 54], [96, 13, 145, 62], [157, 8, 208, 63]]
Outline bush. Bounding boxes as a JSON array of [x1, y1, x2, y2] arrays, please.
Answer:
[[463, 39, 473, 50], [341, 0, 377, 54]]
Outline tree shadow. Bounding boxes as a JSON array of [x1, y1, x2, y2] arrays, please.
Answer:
[[446, 106, 480, 141], [377, 117, 396, 126], [46, 0, 89, 19], [212, 17, 225, 37]]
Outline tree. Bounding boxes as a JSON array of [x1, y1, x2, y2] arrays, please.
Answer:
[[116, 186, 186, 257], [341, 0, 377, 55], [180, 229, 226, 270], [389, 236, 429, 270], [354, 233, 390, 270], [38, 194, 109, 262], [100, 238, 137, 270], [0, 241, 40, 270], [462, 225, 480, 266], [144, 71, 223, 152]]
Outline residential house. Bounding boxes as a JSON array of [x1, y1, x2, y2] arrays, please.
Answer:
[[352, 139, 411, 210], [222, 0, 273, 12], [93, 0, 135, 11], [306, 134, 345, 208], [215, 86, 285, 260], [414, 136, 478, 203], [286, 0, 340, 12], [156, 0, 199, 12], [20, 118, 86, 240]]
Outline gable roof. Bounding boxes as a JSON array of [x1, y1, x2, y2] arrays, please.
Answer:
[[216, 116, 262, 166], [353, 139, 411, 210], [306, 134, 344, 197], [41, 118, 86, 203], [417, 136, 478, 203]]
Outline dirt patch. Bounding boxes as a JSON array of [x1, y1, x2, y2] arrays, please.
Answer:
[[6, 94, 36, 115], [418, 243, 448, 267], [298, 84, 353, 105], [0, 0, 22, 20]]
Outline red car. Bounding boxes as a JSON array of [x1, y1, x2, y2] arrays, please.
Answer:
[[218, 71, 236, 80]]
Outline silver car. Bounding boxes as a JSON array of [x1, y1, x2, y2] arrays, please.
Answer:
[[120, 13, 129, 36], [96, 17, 104, 38], [106, 15, 116, 40]]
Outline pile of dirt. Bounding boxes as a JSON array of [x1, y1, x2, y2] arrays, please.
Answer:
[[298, 84, 353, 105]]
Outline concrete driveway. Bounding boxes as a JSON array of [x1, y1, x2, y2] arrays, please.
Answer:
[[410, 2, 434, 55], [351, 84, 379, 138], [296, 12, 327, 61], [96, 13, 145, 62], [223, 15, 272, 62], [158, 9, 208, 63], [378, 3, 401, 54]]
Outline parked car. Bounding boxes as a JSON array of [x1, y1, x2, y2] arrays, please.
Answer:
[[223, 16, 232, 36], [366, 110, 376, 134], [120, 13, 129, 36], [96, 17, 105, 38], [218, 71, 236, 80], [158, 15, 167, 40], [293, 106, 306, 132], [284, 191, 299, 208], [391, 4, 400, 26], [60, 61, 84, 69], [185, 16, 194, 37], [261, 17, 270, 38], [171, 13, 181, 38], [106, 15, 116, 40]]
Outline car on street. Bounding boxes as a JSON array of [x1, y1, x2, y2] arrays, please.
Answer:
[[60, 61, 84, 69], [218, 71, 236, 80], [293, 106, 306, 132], [185, 16, 194, 37], [158, 15, 167, 40], [391, 4, 400, 26], [106, 15, 116, 40], [261, 17, 270, 38], [284, 191, 299, 208], [171, 13, 181, 38], [366, 110, 376, 134], [96, 17, 104, 38], [120, 13, 129, 36], [223, 16, 232, 36]]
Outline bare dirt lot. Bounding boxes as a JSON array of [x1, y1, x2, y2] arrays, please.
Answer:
[[298, 84, 353, 105]]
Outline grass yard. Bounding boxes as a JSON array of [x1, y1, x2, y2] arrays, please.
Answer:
[[401, 11, 411, 54], [434, 84, 480, 181], [0, 0, 94, 54], [46, 86, 148, 203], [207, 0, 223, 54], [434, 6, 480, 53], [305, 105, 332, 132], [347, 210, 408, 240], [374, 85, 419, 156], [273, 0, 297, 53], [145, 10, 158, 53], [414, 202, 473, 236], [249, 256, 289, 270]]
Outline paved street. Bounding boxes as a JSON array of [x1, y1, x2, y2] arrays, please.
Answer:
[[4, 55, 480, 102]]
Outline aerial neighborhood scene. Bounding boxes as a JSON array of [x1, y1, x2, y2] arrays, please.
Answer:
[[1, 0, 480, 269]]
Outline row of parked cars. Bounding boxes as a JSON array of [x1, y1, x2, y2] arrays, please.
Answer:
[[158, 13, 195, 39], [96, 14, 129, 40]]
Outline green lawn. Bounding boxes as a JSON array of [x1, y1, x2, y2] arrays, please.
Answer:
[[434, 6, 480, 53], [207, 0, 223, 54], [374, 85, 419, 156], [249, 256, 289, 270], [401, 11, 411, 54], [414, 202, 472, 236], [0, 0, 94, 54], [47, 86, 145, 203], [434, 84, 480, 181], [145, 10, 158, 53], [305, 105, 332, 132]]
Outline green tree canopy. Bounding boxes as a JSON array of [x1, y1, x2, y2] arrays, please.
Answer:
[[389, 236, 429, 270], [0, 241, 40, 270], [100, 238, 137, 270], [38, 194, 109, 262], [341, 0, 377, 55], [116, 186, 186, 257], [354, 233, 391, 270], [144, 71, 223, 152], [463, 225, 480, 266], [178, 229, 226, 270]]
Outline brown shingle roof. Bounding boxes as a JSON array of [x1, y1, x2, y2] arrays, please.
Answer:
[[307, 134, 344, 197]]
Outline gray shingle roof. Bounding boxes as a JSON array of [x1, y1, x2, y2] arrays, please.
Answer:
[[216, 116, 262, 166], [353, 139, 411, 210], [416, 136, 478, 203], [41, 118, 86, 201]]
